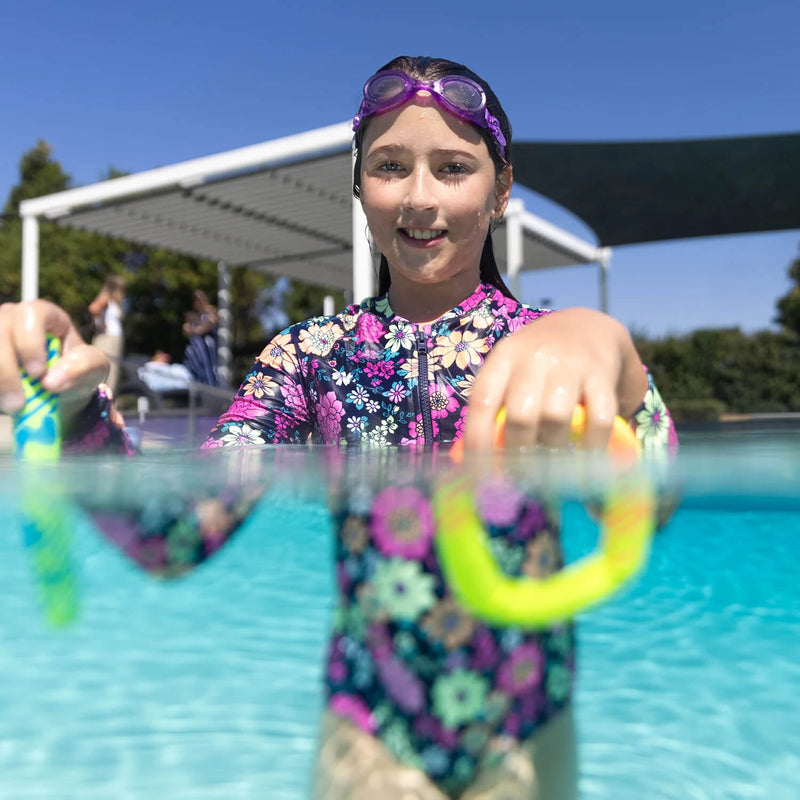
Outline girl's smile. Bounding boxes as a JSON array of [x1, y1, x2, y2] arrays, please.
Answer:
[[399, 227, 447, 244]]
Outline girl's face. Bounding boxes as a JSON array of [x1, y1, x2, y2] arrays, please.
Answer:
[[359, 94, 511, 292]]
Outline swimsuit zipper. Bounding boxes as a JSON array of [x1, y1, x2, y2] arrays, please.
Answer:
[[415, 328, 435, 445]]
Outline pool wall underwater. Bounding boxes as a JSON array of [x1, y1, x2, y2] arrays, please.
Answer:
[[1, 445, 799, 800]]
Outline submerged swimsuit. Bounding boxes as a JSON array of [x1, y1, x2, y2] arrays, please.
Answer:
[[199, 282, 677, 795]]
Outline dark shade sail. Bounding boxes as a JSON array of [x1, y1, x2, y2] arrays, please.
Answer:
[[513, 132, 800, 246]]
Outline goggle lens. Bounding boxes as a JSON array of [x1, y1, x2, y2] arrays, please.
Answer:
[[439, 78, 484, 112], [366, 73, 409, 102]]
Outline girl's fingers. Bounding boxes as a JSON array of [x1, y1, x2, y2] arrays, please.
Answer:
[[499, 365, 547, 449], [579, 376, 619, 450], [462, 353, 512, 451], [42, 342, 109, 395], [11, 301, 75, 379], [528, 378, 578, 449]]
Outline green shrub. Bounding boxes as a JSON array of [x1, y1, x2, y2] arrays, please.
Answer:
[[668, 398, 726, 423]]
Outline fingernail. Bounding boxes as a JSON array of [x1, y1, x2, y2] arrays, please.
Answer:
[[1, 392, 25, 413], [23, 359, 45, 377]]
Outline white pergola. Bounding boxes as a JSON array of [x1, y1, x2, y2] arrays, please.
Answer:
[[18, 121, 611, 384]]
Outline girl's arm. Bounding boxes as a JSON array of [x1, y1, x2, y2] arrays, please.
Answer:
[[87, 291, 108, 317], [0, 300, 277, 579], [201, 305, 218, 329], [87, 326, 321, 575], [203, 329, 315, 447]]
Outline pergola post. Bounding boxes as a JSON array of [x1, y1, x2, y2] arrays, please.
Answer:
[[597, 247, 612, 314], [505, 199, 524, 299], [21, 215, 40, 302], [216, 260, 233, 389]]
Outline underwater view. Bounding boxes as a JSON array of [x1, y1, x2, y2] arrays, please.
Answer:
[[0, 438, 798, 800]]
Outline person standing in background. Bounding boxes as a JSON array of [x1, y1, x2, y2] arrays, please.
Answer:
[[88, 274, 125, 394]]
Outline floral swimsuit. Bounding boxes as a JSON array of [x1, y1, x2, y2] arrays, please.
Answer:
[[197, 282, 676, 795]]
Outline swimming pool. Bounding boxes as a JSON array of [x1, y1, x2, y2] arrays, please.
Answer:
[[1, 442, 798, 800]]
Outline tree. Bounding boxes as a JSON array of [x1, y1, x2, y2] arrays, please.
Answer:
[[0, 141, 72, 303], [0, 142, 226, 358], [774, 244, 800, 340], [2, 140, 70, 217]]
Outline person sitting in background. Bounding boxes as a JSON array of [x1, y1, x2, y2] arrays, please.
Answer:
[[137, 351, 193, 392], [182, 289, 218, 387]]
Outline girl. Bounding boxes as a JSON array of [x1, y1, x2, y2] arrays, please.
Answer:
[[0, 56, 675, 799]]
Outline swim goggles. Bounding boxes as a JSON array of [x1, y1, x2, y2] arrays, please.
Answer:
[[352, 69, 508, 160]]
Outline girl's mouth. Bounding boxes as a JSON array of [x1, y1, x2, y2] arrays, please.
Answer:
[[400, 228, 447, 244]]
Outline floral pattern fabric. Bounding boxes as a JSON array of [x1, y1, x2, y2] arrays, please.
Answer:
[[326, 465, 574, 797], [204, 283, 550, 448]]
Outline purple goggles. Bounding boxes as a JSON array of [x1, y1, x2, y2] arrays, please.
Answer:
[[353, 69, 507, 160]]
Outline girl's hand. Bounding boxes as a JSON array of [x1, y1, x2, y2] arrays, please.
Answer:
[[0, 300, 110, 419], [463, 307, 649, 451]]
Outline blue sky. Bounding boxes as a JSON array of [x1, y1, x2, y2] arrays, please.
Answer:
[[1, 0, 798, 338]]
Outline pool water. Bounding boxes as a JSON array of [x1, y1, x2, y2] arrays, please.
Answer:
[[577, 501, 800, 799], [0, 448, 798, 800]]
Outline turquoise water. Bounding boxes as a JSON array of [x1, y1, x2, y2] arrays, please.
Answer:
[[1, 446, 799, 799]]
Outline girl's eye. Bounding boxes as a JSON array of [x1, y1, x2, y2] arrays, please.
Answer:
[[377, 162, 403, 173], [442, 163, 469, 175]]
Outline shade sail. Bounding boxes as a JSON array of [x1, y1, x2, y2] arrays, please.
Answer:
[[513, 132, 800, 246]]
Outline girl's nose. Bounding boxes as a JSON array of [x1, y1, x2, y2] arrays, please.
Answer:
[[402, 168, 438, 212]]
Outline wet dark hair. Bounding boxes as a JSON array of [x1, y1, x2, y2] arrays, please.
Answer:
[[352, 56, 515, 299]]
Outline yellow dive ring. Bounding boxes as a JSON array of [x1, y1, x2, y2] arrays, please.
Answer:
[[434, 406, 656, 629]]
